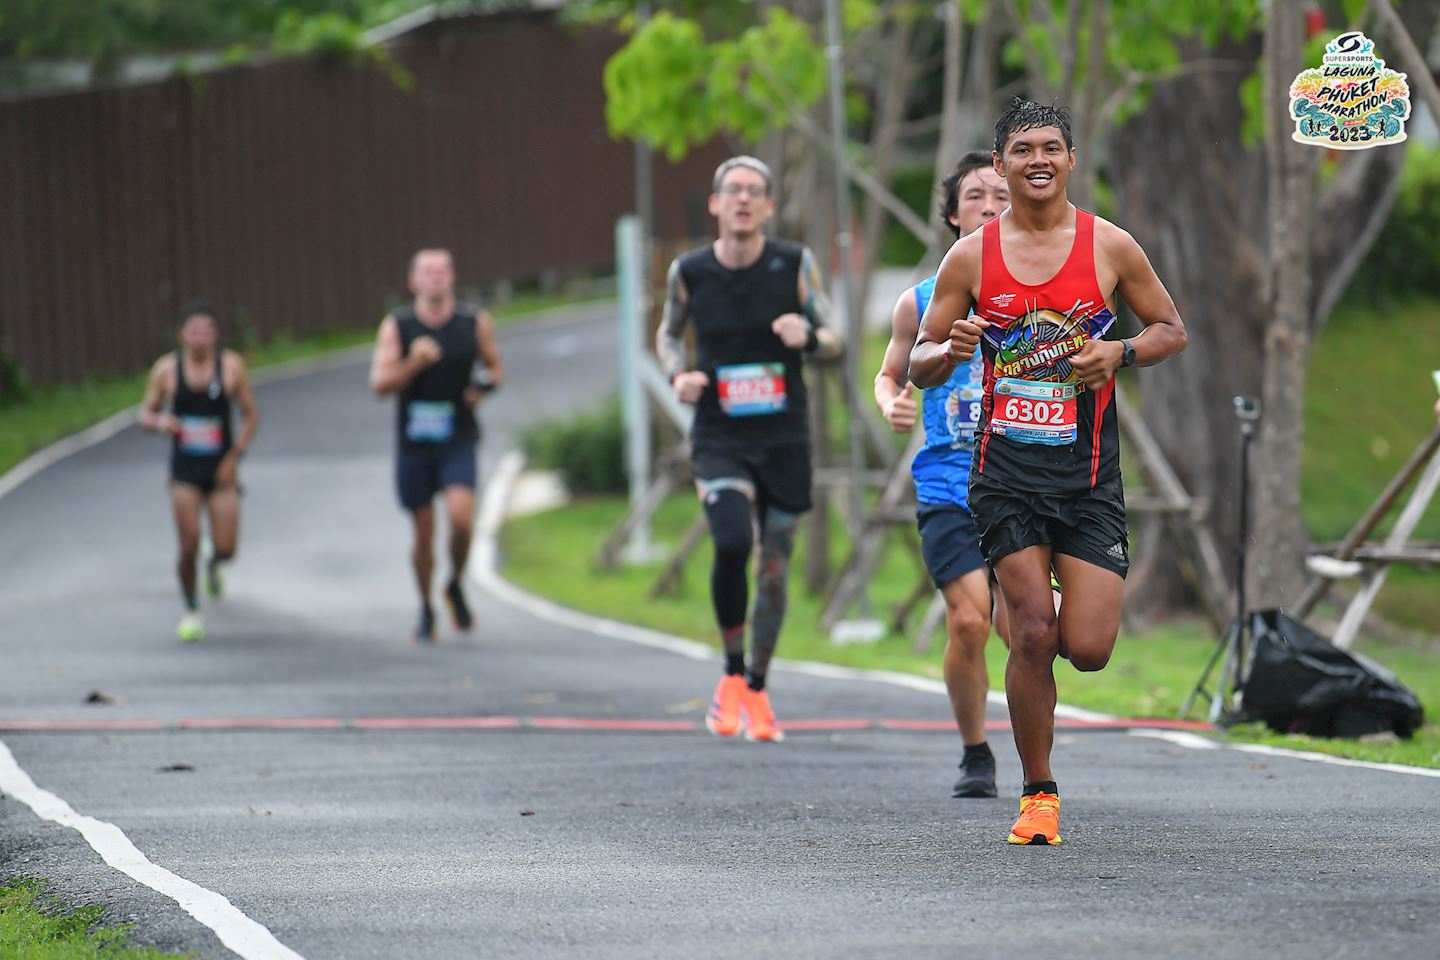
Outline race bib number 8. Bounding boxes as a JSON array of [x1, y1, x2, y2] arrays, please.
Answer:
[[990, 378, 1077, 445], [178, 416, 224, 456], [717, 363, 787, 417], [406, 400, 456, 443]]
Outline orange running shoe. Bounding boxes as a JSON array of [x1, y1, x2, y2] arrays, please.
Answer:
[[741, 687, 784, 742], [706, 675, 746, 737], [1007, 791, 1062, 845]]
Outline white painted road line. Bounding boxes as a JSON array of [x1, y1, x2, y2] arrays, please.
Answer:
[[475, 449, 1440, 781], [0, 739, 305, 960]]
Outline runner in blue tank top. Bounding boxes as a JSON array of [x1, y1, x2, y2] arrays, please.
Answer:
[[874, 152, 1007, 798]]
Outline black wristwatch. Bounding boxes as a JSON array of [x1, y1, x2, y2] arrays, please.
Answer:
[[1119, 338, 1136, 368]]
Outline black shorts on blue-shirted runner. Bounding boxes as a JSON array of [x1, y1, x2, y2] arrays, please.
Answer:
[[916, 503, 987, 590]]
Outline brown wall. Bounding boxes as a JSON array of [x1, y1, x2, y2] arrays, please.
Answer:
[[0, 11, 727, 384]]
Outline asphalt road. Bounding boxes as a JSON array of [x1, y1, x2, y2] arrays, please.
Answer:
[[1, 307, 1436, 960]]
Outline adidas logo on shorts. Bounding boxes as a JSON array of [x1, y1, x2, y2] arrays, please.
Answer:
[[1107, 542, 1126, 561]]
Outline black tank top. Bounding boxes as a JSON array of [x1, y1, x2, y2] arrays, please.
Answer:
[[395, 305, 480, 448], [678, 239, 808, 450], [171, 349, 232, 463]]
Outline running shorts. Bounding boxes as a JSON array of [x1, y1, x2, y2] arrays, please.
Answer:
[[916, 503, 987, 589], [691, 443, 812, 515], [396, 441, 478, 511], [967, 472, 1129, 578]]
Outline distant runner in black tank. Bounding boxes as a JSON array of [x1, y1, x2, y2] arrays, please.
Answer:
[[140, 301, 260, 643], [657, 156, 844, 743], [370, 248, 504, 643]]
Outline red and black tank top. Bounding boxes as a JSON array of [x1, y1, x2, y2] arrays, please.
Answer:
[[972, 208, 1119, 491]]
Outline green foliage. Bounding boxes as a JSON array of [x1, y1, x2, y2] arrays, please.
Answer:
[[520, 395, 628, 496], [876, 163, 937, 266], [1002, 0, 1260, 124], [1341, 145, 1440, 309], [603, 8, 828, 161], [0, 347, 30, 405]]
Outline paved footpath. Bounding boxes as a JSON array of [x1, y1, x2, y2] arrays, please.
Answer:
[[1, 308, 1436, 959]]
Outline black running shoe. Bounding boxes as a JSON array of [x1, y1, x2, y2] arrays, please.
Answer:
[[953, 750, 998, 798], [444, 580, 473, 632], [413, 605, 437, 645]]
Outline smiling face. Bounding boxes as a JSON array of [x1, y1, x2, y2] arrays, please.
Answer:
[[708, 165, 774, 240], [994, 125, 1075, 204]]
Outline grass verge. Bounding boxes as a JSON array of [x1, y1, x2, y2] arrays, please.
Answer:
[[0, 877, 191, 959], [500, 490, 1440, 769], [0, 294, 615, 479]]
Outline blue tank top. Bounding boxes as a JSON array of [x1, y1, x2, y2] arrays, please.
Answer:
[[910, 276, 985, 506]]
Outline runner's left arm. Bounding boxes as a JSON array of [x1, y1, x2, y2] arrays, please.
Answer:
[[782, 247, 842, 358], [226, 352, 259, 457], [1070, 224, 1188, 390], [477, 309, 504, 390]]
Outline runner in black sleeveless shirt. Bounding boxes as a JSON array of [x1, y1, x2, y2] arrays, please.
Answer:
[[657, 156, 843, 743], [371, 249, 504, 643], [911, 100, 1187, 845], [140, 301, 259, 642]]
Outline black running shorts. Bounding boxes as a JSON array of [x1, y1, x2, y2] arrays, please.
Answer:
[[171, 455, 225, 495], [396, 441, 478, 511], [967, 472, 1129, 578], [916, 503, 987, 589], [691, 443, 812, 515]]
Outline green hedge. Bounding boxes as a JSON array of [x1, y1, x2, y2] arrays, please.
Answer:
[[520, 395, 628, 495]]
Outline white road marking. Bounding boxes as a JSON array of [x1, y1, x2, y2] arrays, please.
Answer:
[[1229, 741, 1440, 778], [476, 449, 1440, 780], [0, 739, 305, 960], [0, 407, 139, 503], [1130, 729, 1222, 750]]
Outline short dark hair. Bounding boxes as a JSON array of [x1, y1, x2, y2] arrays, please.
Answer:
[[409, 248, 454, 276], [178, 299, 218, 328], [993, 97, 1074, 157], [937, 151, 995, 239]]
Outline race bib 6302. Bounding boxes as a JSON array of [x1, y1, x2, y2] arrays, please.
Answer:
[[990, 378, 1077, 445]]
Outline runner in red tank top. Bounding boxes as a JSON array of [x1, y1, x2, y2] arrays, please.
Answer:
[[910, 99, 1188, 846]]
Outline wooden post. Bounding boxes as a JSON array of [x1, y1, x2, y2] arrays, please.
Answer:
[[1328, 443, 1440, 649], [804, 364, 833, 595]]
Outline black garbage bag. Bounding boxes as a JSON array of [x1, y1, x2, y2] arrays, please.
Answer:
[[1239, 609, 1425, 739]]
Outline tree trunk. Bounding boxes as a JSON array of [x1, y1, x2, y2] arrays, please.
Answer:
[[960, 2, 997, 152], [1111, 1, 1438, 621], [1110, 37, 1271, 622], [931, 0, 965, 235], [855, 17, 919, 322], [1251, 0, 1317, 611]]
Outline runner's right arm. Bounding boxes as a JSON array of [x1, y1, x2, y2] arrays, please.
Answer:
[[657, 259, 709, 405], [910, 233, 986, 389], [139, 356, 179, 434], [369, 314, 440, 397], [874, 287, 919, 433]]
